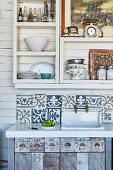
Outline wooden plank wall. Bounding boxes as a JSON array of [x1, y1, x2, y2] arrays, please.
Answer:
[[0, 0, 16, 169]]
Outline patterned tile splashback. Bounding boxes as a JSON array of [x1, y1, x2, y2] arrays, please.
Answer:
[[16, 94, 113, 124]]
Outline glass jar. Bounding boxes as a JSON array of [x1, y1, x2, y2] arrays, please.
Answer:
[[97, 65, 106, 80], [107, 66, 113, 80]]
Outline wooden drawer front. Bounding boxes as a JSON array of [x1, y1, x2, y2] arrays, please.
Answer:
[[61, 138, 75, 152], [88, 153, 105, 170], [43, 153, 60, 170], [15, 138, 45, 152], [32, 153, 43, 170], [75, 138, 105, 152], [75, 138, 90, 152], [15, 153, 32, 170], [60, 153, 77, 170], [45, 138, 60, 152], [90, 138, 105, 152]]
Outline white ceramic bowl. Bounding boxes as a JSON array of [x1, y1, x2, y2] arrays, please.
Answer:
[[24, 37, 48, 52]]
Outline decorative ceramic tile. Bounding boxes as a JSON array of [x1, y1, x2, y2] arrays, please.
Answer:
[[17, 95, 32, 108], [47, 108, 61, 124], [86, 95, 101, 108], [17, 108, 31, 124], [62, 95, 75, 109], [32, 108, 47, 123], [47, 95, 62, 108], [76, 95, 86, 108], [61, 138, 75, 152], [100, 95, 113, 122], [76, 95, 101, 109], [32, 94, 47, 109], [45, 138, 60, 152]]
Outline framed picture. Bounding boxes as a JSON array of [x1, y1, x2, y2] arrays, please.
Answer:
[[62, 0, 113, 34]]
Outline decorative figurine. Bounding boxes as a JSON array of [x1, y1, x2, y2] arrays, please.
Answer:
[[43, 1, 49, 22]]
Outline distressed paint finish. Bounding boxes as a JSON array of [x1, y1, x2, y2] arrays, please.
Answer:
[[15, 138, 45, 152], [75, 138, 90, 152], [60, 153, 77, 170], [77, 153, 88, 170], [90, 138, 105, 152], [43, 153, 60, 170], [88, 153, 105, 170], [106, 138, 112, 170], [8, 138, 14, 170], [15, 153, 32, 170], [32, 153, 43, 170], [45, 138, 60, 152], [61, 138, 75, 152]]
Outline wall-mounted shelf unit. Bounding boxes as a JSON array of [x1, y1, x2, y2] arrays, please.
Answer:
[[13, 0, 60, 88]]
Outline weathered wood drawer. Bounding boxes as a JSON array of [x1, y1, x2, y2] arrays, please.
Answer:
[[61, 137, 105, 152], [15, 137, 105, 153], [15, 138, 45, 152]]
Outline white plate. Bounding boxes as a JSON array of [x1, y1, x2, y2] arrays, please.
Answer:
[[30, 62, 55, 79]]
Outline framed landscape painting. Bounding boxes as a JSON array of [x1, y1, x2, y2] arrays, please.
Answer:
[[62, 0, 113, 34]]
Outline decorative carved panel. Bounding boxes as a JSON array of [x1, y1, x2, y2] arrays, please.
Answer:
[[89, 49, 113, 80]]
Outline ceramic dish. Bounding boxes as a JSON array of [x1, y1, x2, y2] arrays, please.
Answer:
[[67, 59, 84, 64], [30, 62, 55, 79]]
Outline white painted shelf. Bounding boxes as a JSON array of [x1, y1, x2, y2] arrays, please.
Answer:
[[15, 81, 113, 89], [61, 37, 113, 42], [17, 51, 56, 56], [17, 22, 56, 27]]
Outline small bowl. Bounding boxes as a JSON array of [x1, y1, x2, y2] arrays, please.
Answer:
[[24, 37, 48, 52], [67, 59, 84, 64], [41, 73, 52, 79]]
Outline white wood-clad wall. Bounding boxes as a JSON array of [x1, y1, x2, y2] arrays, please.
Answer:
[[0, 0, 16, 165], [0, 0, 113, 169]]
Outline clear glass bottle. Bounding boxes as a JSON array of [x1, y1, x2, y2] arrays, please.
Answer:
[[32, 8, 38, 22], [107, 65, 113, 80], [37, 8, 42, 22], [97, 65, 106, 80], [28, 8, 33, 22], [23, 6, 28, 22]]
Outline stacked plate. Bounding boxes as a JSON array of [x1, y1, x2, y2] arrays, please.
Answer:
[[17, 71, 37, 79]]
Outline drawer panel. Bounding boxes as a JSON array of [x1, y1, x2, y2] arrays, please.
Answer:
[[45, 138, 60, 152], [15, 138, 45, 152]]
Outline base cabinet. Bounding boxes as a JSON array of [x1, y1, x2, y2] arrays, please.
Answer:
[[8, 137, 111, 170], [15, 152, 105, 170]]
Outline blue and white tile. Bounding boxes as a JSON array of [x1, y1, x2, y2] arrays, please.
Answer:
[[86, 95, 101, 108], [76, 95, 101, 109], [76, 95, 86, 108], [47, 108, 61, 124], [16, 108, 31, 124], [100, 95, 113, 122], [47, 95, 62, 108], [32, 108, 47, 123], [17, 95, 32, 108], [62, 95, 75, 109], [32, 94, 47, 109]]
